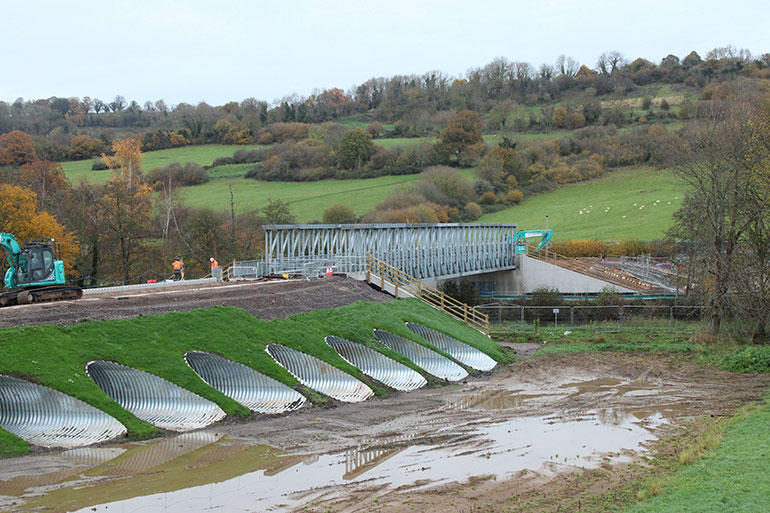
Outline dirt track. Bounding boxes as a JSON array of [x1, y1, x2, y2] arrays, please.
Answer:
[[0, 277, 391, 328]]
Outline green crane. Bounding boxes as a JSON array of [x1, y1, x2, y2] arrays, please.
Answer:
[[0, 232, 82, 306]]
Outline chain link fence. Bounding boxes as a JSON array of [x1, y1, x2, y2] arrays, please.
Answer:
[[476, 303, 706, 333]]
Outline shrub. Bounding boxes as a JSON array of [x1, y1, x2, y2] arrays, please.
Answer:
[[507, 189, 523, 203], [147, 162, 209, 189], [464, 202, 482, 220], [720, 346, 770, 374], [322, 204, 357, 224], [91, 157, 109, 170], [529, 287, 563, 306], [480, 191, 497, 205]]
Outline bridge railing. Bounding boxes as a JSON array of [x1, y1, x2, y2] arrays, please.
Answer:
[[365, 253, 489, 335]]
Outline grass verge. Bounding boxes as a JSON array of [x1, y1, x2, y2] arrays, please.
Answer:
[[0, 298, 508, 457]]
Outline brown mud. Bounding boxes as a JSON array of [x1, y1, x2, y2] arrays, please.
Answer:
[[1, 352, 767, 513], [0, 277, 391, 328]]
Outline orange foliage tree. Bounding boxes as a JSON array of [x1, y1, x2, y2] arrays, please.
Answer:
[[0, 130, 37, 166], [101, 135, 143, 184], [0, 184, 79, 276]]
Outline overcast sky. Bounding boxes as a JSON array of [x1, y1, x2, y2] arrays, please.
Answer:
[[3, 0, 768, 107]]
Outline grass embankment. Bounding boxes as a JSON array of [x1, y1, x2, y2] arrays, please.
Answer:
[[0, 299, 508, 457], [60, 145, 260, 185], [500, 328, 770, 512], [627, 398, 770, 513], [480, 167, 685, 240]]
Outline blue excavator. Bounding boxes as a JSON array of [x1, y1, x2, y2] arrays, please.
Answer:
[[0, 232, 82, 306]]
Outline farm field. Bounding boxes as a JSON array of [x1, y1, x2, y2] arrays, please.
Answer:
[[60, 145, 260, 185], [480, 167, 686, 240], [182, 168, 474, 222]]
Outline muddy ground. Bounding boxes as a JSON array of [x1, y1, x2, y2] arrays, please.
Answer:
[[229, 353, 769, 513], [2, 352, 767, 513], [0, 277, 390, 328], [1, 279, 769, 511]]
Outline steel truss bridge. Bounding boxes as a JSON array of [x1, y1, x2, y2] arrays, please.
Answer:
[[260, 223, 518, 280]]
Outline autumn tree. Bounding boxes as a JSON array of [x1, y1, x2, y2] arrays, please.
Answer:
[[102, 135, 143, 185], [439, 110, 483, 156], [0, 130, 37, 166], [69, 134, 102, 160], [18, 161, 70, 209], [337, 127, 375, 169], [99, 174, 152, 284], [0, 184, 79, 276]]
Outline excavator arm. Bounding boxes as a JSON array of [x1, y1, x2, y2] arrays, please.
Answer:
[[1, 232, 23, 289], [514, 229, 554, 253]]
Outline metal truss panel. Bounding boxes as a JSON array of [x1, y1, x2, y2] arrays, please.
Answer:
[[325, 336, 426, 392], [405, 323, 497, 371], [263, 223, 517, 280], [266, 344, 373, 403], [0, 375, 127, 448], [372, 329, 469, 381], [86, 361, 226, 432], [184, 351, 307, 414]]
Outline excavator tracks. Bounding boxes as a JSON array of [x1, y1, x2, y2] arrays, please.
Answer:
[[0, 286, 82, 307]]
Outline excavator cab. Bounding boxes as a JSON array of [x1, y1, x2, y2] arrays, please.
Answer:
[[15, 242, 59, 286]]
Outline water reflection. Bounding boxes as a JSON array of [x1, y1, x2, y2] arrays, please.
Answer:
[[12, 410, 665, 513]]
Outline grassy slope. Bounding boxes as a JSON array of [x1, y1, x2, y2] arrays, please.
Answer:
[[628, 398, 770, 513], [0, 299, 508, 456], [479, 167, 685, 240], [61, 145, 260, 185], [181, 169, 476, 221]]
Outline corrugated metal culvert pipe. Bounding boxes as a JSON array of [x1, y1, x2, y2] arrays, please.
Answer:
[[373, 329, 469, 381], [86, 360, 226, 431], [266, 344, 374, 403], [405, 322, 497, 371], [0, 374, 127, 448], [184, 351, 307, 414], [325, 336, 427, 392]]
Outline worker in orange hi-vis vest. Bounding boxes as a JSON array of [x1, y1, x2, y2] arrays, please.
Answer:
[[172, 257, 184, 281], [210, 257, 221, 281]]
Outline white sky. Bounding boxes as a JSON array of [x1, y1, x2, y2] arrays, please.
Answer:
[[2, 0, 768, 107]]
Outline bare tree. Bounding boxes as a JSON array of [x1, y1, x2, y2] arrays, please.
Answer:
[[668, 92, 770, 336]]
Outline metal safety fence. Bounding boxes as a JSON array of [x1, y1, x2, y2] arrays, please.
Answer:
[[228, 256, 365, 281], [476, 304, 706, 333]]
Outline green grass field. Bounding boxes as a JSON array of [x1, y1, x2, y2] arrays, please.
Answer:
[[181, 169, 476, 221], [479, 167, 686, 240], [60, 145, 260, 185], [0, 300, 506, 456]]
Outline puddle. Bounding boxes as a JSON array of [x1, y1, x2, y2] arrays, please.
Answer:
[[560, 378, 659, 397], [9, 411, 665, 513], [445, 389, 556, 411]]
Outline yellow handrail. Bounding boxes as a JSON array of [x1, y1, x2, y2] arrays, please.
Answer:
[[365, 253, 489, 335]]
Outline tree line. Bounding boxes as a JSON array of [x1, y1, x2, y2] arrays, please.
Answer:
[[1, 47, 768, 162]]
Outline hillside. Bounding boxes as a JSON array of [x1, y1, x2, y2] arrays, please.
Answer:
[[480, 167, 685, 240]]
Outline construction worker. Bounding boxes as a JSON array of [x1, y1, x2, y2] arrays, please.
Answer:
[[210, 257, 221, 281], [172, 257, 184, 281]]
